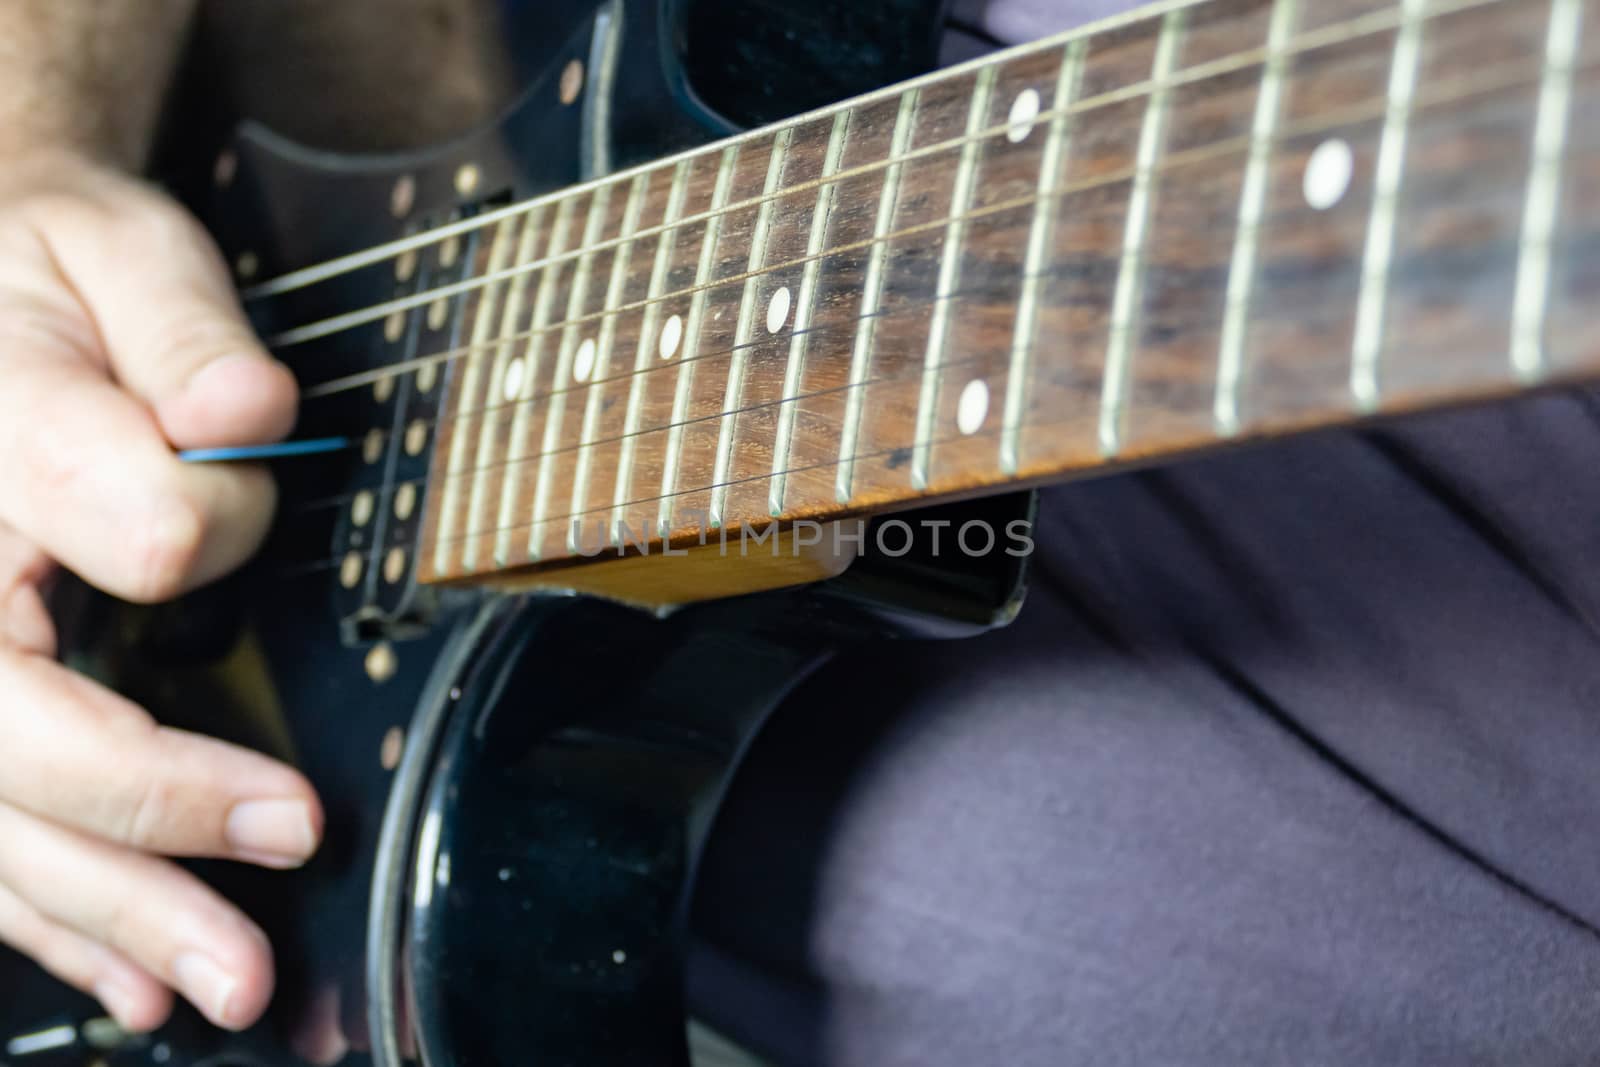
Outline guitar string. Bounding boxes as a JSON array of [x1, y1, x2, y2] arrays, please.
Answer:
[[280, 34, 1573, 572], [283, 48, 1554, 486], [261, 0, 1515, 348], [274, 354, 1074, 580], [297, 341, 997, 524], [416, 79, 1600, 563], [247, 0, 1515, 346], [284, 47, 1568, 545], [292, 34, 1545, 423]]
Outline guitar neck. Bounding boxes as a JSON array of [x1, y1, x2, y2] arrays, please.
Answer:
[[415, 0, 1599, 584]]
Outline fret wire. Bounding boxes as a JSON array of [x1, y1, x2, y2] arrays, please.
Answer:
[[317, 302, 1599, 575], [393, 95, 1580, 556], [709, 128, 795, 528], [434, 348, 1002, 553], [411, 56, 1451, 504], [657, 145, 740, 538], [430, 216, 516, 577], [1510, 0, 1583, 382], [298, 388, 1310, 580], [1350, 0, 1429, 411], [1099, 8, 1187, 458], [284, 340, 979, 574], [835, 89, 919, 504], [429, 288, 1016, 503], [304, 117, 1291, 410], [262, 0, 1507, 351], [403, 49, 1577, 516], [1214, 0, 1300, 436], [771, 110, 851, 517], [287, 364, 1119, 577], [613, 160, 692, 544], [523, 185, 614, 562], [312, 48, 1565, 447], [912, 65, 999, 491], [464, 208, 543, 570], [489, 197, 578, 567], [422, 272, 1039, 513], [281, 32, 1586, 547], [1000, 38, 1088, 476], [567, 171, 650, 555], [286, 44, 1583, 568]]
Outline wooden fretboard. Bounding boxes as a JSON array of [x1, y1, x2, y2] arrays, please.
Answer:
[[395, 0, 1596, 583]]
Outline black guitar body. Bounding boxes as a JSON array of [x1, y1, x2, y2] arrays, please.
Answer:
[[0, 3, 1035, 1065]]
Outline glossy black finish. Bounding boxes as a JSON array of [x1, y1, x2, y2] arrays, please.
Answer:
[[0, 4, 1027, 1065], [407, 596, 831, 1066], [679, 0, 953, 128]]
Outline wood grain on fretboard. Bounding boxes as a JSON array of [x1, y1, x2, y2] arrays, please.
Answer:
[[416, 0, 1600, 585]]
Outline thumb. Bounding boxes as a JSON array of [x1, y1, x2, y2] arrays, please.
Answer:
[[31, 184, 298, 450]]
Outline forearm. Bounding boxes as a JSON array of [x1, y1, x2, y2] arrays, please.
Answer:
[[0, 1, 197, 170]]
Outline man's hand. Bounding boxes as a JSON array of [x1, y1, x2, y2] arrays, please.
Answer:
[[0, 151, 322, 1034]]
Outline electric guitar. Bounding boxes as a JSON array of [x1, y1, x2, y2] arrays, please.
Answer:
[[3, 0, 1595, 1063]]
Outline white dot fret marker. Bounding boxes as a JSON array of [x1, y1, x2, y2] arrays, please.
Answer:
[[957, 379, 989, 436], [503, 356, 526, 401], [1303, 139, 1354, 210], [659, 314, 683, 359], [766, 286, 791, 334], [573, 338, 597, 382], [1007, 89, 1041, 143]]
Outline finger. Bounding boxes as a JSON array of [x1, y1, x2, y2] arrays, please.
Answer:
[[0, 522, 55, 656], [0, 647, 323, 868], [0, 801, 274, 1031], [0, 353, 278, 602], [19, 177, 298, 449], [0, 192, 284, 601], [0, 881, 173, 1033]]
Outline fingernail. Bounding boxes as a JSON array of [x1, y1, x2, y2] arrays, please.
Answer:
[[174, 952, 238, 1029], [225, 799, 317, 868], [94, 977, 146, 1032]]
